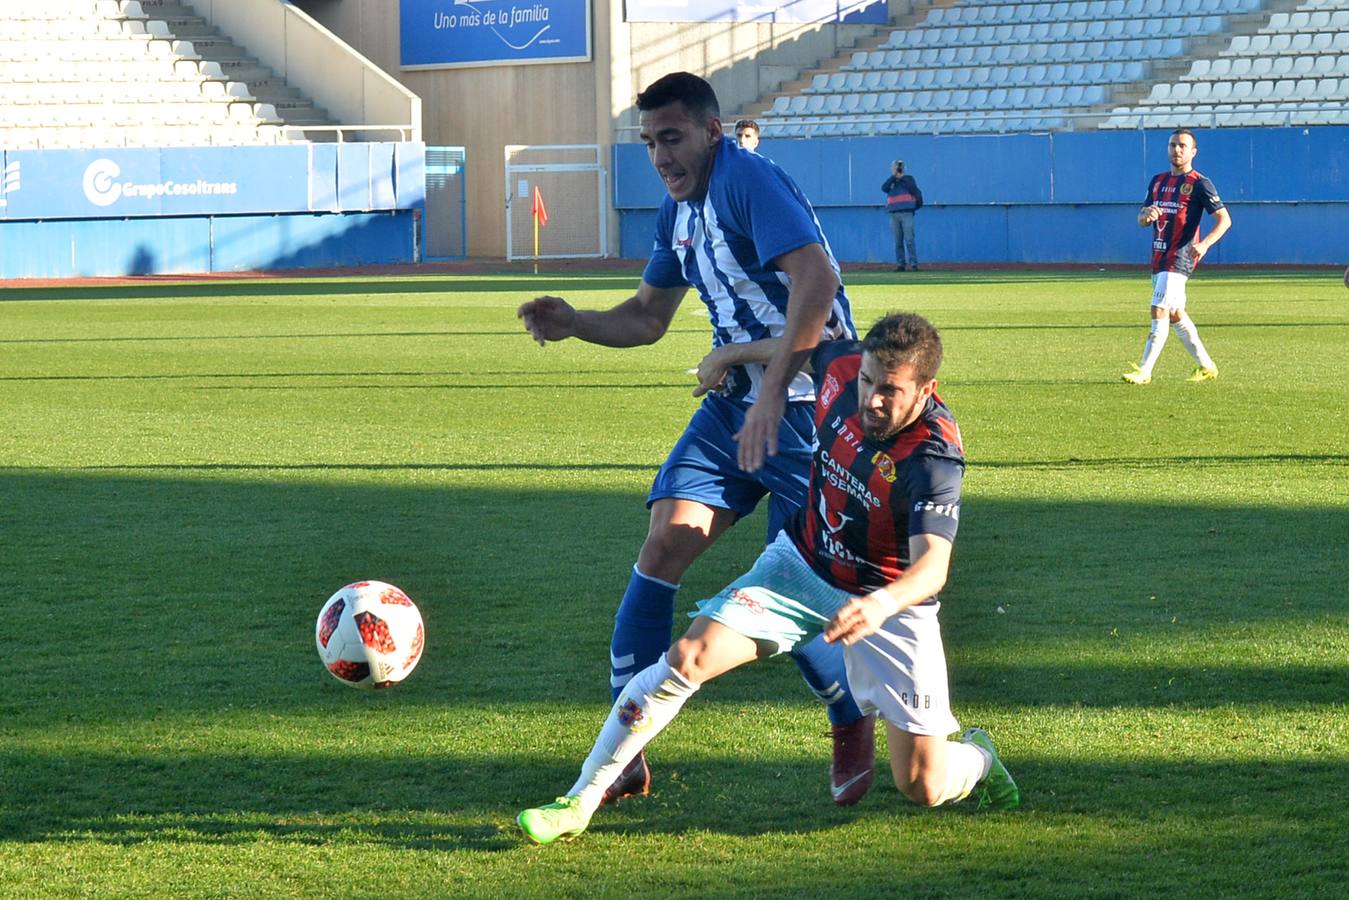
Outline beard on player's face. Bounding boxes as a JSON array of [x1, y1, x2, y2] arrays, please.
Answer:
[[857, 358, 933, 442]]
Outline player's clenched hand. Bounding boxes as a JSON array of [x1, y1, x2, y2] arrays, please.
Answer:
[[517, 296, 577, 346], [692, 346, 734, 398], [824, 592, 899, 646], [734, 392, 785, 472]]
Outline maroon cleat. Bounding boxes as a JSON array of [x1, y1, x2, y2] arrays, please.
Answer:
[[600, 751, 651, 806], [829, 713, 876, 806]]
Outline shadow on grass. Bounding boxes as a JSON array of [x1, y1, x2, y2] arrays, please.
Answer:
[[1, 749, 1344, 856], [0, 470, 1343, 724], [0, 327, 711, 346]]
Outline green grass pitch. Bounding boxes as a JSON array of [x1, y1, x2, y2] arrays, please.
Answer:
[[1, 268, 1345, 898]]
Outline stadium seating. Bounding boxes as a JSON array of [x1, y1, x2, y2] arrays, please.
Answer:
[[0, 0, 329, 149], [1103, 0, 1349, 128], [760, 0, 1349, 136]]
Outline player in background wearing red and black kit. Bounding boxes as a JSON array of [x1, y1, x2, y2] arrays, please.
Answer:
[[1124, 128, 1232, 385], [518, 313, 1018, 845]]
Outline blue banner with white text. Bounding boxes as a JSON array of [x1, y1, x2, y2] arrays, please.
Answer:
[[0, 144, 425, 221], [400, 0, 591, 69]]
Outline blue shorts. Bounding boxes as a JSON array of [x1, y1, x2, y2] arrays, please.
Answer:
[[649, 392, 815, 542]]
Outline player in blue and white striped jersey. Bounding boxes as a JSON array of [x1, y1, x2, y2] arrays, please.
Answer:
[[518, 72, 871, 807]]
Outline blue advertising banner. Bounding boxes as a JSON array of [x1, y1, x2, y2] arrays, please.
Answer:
[[624, 0, 886, 23], [0, 144, 425, 221], [400, 0, 591, 69]]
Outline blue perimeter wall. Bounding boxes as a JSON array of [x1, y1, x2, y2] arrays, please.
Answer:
[[0, 142, 425, 278], [614, 126, 1349, 265]]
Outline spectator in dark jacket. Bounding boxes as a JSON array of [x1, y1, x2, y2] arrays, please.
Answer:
[[883, 160, 923, 271]]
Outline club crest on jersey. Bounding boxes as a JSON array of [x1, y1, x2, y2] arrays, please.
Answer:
[[1180, 182, 1194, 196], [618, 699, 647, 730], [820, 374, 841, 408], [871, 451, 897, 483]]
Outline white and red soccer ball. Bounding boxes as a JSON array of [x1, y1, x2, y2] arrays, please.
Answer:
[[315, 581, 424, 689]]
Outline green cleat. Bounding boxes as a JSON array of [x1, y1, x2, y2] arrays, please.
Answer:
[[517, 796, 592, 845], [1188, 366, 1218, 382], [1122, 366, 1151, 385], [961, 727, 1020, 810]]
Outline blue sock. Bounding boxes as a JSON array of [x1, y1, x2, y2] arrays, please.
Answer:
[[789, 634, 863, 726], [610, 566, 678, 702]]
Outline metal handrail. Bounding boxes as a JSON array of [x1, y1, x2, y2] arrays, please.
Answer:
[[613, 102, 1348, 138]]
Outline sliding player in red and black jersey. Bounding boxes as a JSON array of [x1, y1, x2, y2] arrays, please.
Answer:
[[1124, 128, 1233, 385], [517, 313, 1019, 847], [789, 336, 963, 598]]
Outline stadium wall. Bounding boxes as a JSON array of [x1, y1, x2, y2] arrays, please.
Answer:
[[0, 143, 426, 278], [295, 0, 912, 257], [614, 126, 1349, 265]]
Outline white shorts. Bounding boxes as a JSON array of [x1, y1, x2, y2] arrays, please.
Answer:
[[692, 532, 960, 737], [1150, 270, 1189, 312]]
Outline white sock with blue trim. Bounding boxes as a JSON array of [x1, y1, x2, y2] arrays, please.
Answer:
[[568, 654, 700, 813]]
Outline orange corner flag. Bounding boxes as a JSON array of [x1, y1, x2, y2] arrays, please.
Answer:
[[532, 185, 548, 227]]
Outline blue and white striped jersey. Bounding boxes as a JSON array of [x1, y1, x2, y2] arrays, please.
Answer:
[[642, 136, 856, 404]]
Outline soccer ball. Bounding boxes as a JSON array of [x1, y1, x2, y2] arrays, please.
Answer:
[[315, 581, 424, 689]]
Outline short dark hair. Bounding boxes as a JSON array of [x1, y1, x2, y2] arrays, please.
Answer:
[[861, 312, 943, 383], [637, 72, 720, 121], [1171, 127, 1197, 146], [734, 118, 759, 133]]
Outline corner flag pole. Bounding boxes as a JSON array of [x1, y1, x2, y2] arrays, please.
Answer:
[[531, 185, 548, 275]]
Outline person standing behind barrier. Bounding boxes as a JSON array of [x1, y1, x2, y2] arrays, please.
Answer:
[[882, 160, 923, 272], [734, 118, 761, 152]]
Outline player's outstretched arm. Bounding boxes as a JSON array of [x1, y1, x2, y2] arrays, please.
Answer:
[[517, 281, 687, 348], [736, 243, 838, 472], [824, 534, 953, 646]]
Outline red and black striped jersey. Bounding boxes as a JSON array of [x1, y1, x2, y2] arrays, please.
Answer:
[[1145, 169, 1225, 275], [787, 340, 965, 596]]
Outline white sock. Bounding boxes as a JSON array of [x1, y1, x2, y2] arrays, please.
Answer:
[[931, 739, 990, 806], [1171, 313, 1215, 370], [568, 654, 700, 813], [1137, 318, 1168, 376]]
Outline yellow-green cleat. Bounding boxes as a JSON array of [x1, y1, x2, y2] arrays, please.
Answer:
[[517, 796, 592, 845], [1188, 366, 1218, 382], [1122, 366, 1151, 385], [961, 727, 1020, 810]]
